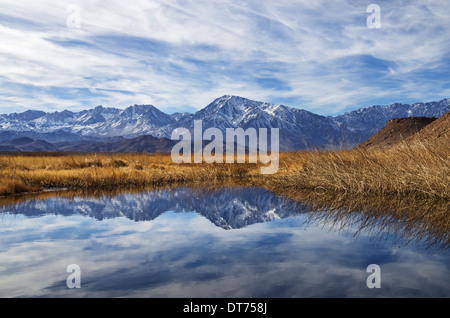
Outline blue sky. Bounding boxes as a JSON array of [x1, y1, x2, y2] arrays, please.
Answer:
[[0, 0, 449, 115]]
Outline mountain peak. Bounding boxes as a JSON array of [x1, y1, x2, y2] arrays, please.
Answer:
[[126, 104, 157, 112], [120, 104, 162, 118], [199, 95, 269, 125], [0, 96, 448, 150], [217, 94, 244, 100]]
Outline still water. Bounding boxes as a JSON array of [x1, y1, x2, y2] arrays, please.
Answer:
[[0, 186, 449, 298]]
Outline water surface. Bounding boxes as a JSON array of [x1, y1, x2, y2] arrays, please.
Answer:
[[0, 187, 449, 297]]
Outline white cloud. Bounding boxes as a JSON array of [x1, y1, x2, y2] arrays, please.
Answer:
[[0, 0, 449, 114]]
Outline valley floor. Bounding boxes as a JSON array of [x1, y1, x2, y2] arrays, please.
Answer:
[[0, 137, 448, 201]]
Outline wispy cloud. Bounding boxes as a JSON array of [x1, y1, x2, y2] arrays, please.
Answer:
[[0, 0, 449, 115]]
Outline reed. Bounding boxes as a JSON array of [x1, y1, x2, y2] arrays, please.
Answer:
[[271, 139, 449, 200], [0, 137, 448, 200], [268, 188, 450, 250], [0, 153, 260, 195]]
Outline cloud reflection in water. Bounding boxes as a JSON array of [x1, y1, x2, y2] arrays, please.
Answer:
[[0, 187, 449, 298]]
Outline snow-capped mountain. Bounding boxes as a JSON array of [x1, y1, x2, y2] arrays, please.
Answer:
[[333, 99, 450, 142], [168, 95, 346, 150], [0, 96, 449, 150], [0, 104, 175, 142]]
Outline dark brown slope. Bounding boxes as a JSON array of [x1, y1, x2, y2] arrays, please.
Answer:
[[55, 135, 177, 153], [0, 135, 176, 153], [357, 117, 437, 149], [0, 137, 59, 152], [404, 110, 449, 145], [98, 135, 176, 153]]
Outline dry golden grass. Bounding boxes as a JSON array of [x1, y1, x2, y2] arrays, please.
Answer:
[[0, 153, 260, 195], [0, 137, 448, 200], [271, 139, 449, 200]]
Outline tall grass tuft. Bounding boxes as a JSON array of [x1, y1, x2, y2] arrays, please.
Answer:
[[271, 138, 449, 199]]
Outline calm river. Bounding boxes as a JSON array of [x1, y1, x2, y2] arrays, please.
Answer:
[[0, 186, 449, 297]]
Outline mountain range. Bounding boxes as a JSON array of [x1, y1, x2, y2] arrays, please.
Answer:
[[0, 95, 449, 152]]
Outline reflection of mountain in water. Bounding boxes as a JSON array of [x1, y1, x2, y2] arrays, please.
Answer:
[[1, 186, 449, 249], [0, 187, 306, 230]]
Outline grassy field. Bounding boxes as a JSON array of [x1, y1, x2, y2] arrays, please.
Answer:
[[268, 139, 449, 200], [0, 152, 259, 196], [0, 138, 448, 200]]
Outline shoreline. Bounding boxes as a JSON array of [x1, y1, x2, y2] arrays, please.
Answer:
[[1, 176, 448, 251], [0, 140, 448, 201]]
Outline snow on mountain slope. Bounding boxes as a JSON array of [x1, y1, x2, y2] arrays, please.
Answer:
[[332, 99, 450, 142], [0, 104, 175, 139], [0, 96, 448, 150]]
